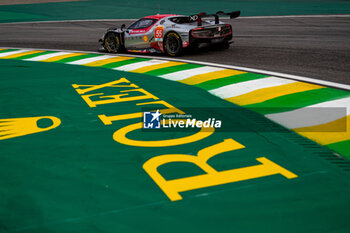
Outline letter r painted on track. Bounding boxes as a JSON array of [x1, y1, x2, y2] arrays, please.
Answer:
[[143, 139, 298, 201]]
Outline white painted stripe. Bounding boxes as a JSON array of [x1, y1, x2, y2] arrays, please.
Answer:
[[159, 66, 225, 81], [209, 77, 296, 99], [0, 15, 348, 24], [0, 19, 137, 25], [1, 46, 350, 91], [24, 51, 73, 61], [113, 59, 169, 71], [67, 55, 118, 65], [304, 97, 350, 114], [0, 49, 30, 57], [238, 14, 350, 19], [265, 97, 350, 129]]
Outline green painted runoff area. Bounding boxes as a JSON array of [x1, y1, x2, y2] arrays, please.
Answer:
[[0, 59, 350, 232], [0, 0, 350, 23]]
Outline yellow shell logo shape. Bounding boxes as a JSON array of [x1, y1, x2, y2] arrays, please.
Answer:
[[0, 116, 61, 140]]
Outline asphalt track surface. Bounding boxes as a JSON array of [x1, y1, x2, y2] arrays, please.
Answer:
[[0, 16, 349, 84]]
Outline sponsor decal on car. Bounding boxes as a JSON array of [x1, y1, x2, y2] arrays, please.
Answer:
[[155, 26, 164, 41], [129, 29, 147, 34], [143, 35, 148, 42], [127, 49, 150, 53]]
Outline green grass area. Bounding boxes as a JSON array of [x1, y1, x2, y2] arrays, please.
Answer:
[[0, 10, 46, 21], [0, 59, 350, 232], [0, 0, 349, 23]]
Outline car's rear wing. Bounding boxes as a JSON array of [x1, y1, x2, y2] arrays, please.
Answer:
[[189, 11, 240, 26]]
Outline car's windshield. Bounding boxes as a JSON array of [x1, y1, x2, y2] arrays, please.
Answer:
[[128, 18, 157, 29]]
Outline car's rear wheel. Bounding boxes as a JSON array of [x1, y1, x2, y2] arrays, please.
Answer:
[[104, 32, 122, 53], [164, 32, 183, 56]]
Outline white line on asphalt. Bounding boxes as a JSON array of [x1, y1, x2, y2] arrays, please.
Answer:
[[238, 14, 350, 19], [209, 77, 296, 99], [148, 58, 350, 91], [1, 46, 350, 90], [0, 19, 137, 24], [0, 14, 349, 24]]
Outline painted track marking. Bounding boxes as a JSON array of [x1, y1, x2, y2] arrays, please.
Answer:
[[113, 59, 169, 71], [209, 77, 296, 98], [1, 47, 349, 157], [25, 51, 76, 61], [160, 67, 225, 81]]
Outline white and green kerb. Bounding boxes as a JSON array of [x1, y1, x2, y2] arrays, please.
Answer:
[[1, 48, 349, 157]]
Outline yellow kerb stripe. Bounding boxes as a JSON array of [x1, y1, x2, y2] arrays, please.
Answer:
[[294, 115, 350, 145], [0, 50, 44, 59], [226, 82, 324, 106], [132, 61, 186, 73], [180, 69, 246, 85], [0, 48, 5, 51], [84, 56, 136, 67], [42, 53, 86, 62]]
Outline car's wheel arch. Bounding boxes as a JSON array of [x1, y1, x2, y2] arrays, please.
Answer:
[[104, 31, 125, 53], [163, 31, 182, 42], [163, 31, 183, 56]]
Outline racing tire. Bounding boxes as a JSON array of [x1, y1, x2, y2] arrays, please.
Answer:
[[104, 32, 124, 53], [164, 32, 183, 56]]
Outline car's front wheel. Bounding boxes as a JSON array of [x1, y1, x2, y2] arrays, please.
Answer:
[[164, 32, 183, 56], [104, 32, 123, 53]]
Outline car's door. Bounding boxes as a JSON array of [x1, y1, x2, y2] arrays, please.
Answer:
[[125, 18, 158, 49]]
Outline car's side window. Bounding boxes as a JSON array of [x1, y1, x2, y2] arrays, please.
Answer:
[[128, 19, 157, 29]]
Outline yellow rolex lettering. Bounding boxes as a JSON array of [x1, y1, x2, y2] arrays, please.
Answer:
[[72, 83, 139, 89], [99, 112, 142, 125], [81, 93, 104, 108], [143, 139, 298, 201], [80, 88, 159, 108], [117, 88, 159, 102], [73, 77, 134, 94], [113, 121, 214, 147], [98, 100, 185, 125]]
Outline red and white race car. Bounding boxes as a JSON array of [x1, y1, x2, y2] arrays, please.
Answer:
[[99, 11, 240, 56]]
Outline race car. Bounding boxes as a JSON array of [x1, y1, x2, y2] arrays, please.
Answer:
[[99, 11, 240, 56]]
